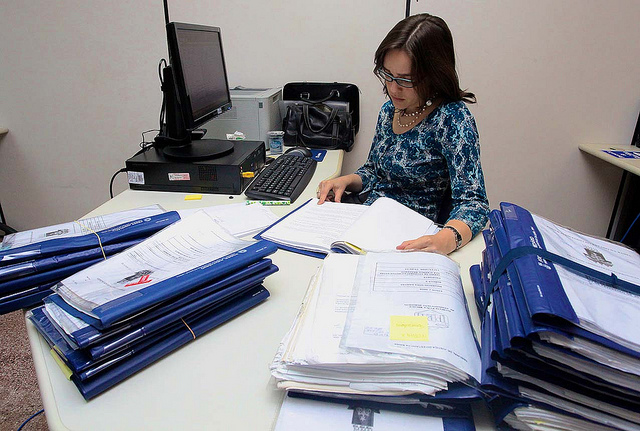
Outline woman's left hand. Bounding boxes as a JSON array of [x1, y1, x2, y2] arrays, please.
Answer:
[[396, 229, 457, 255]]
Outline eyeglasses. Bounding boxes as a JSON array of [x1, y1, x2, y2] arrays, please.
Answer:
[[375, 69, 416, 88]]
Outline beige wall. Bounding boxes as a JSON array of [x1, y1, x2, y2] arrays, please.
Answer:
[[1, 0, 639, 236]]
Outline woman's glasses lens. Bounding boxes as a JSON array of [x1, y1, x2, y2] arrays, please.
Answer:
[[376, 69, 414, 88]]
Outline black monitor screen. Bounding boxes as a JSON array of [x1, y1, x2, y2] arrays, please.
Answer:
[[168, 23, 231, 128]]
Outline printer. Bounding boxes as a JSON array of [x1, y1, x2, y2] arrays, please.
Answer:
[[202, 87, 282, 150]]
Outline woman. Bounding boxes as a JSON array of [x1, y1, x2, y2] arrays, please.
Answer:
[[317, 13, 489, 255]]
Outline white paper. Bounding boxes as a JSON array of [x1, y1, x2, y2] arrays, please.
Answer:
[[261, 199, 368, 253], [0, 205, 165, 250], [270, 254, 477, 397], [177, 203, 279, 237], [497, 364, 640, 424], [341, 252, 481, 382], [518, 386, 640, 431], [274, 395, 445, 431], [538, 331, 640, 376], [44, 300, 89, 337], [533, 214, 640, 285], [53, 211, 250, 315], [506, 406, 619, 431], [260, 197, 437, 254], [531, 215, 640, 352], [531, 342, 640, 393], [340, 197, 438, 252]]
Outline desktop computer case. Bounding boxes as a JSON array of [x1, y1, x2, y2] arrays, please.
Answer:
[[125, 140, 265, 195]]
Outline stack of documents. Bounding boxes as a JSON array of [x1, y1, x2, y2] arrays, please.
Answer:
[[0, 205, 176, 314], [0, 203, 279, 314], [27, 210, 278, 399], [470, 202, 640, 431], [258, 197, 438, 258], [271, 251, 482, 415]]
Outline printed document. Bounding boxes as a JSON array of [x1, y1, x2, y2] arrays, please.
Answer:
[[260, 197, 437, 254], [274, 395, 445, 431], [53, 211, 250, 315], [533, 214, 640, 351], [0, 205, 165, 250], [177, 202, 279, 237], [271, 254, 444, 394], [271, 253, 481, 396], [341, 252, 481, 382]]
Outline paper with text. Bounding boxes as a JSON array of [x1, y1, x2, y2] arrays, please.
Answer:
[[274, 395, 445, 431], [341, 252, 481, 382], [533, 214, 640, 351], [260, 197, 437, 255], [261, 199, 368, 253], [338, 196, 438, 252], [0, 205, 165, 250], [53, 211, 249, 315], [177, 202, 279, 237]]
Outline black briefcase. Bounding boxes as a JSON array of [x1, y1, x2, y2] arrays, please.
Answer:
[[283, 82, 360, 134], [282, 82, 360, 151]]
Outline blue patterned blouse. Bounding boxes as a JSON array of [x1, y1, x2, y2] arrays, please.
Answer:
[[355, 100, 489, 236]]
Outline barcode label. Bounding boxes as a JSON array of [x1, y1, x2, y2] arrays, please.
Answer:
[[127, 171, 145, 185], [168, 173, 190, 181]]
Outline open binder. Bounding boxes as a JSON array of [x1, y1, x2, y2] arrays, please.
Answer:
[[257, 197, 438, 258]]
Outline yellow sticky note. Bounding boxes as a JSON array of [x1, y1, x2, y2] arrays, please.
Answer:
[[50, 348, 73, 380], [184, 194, 203, 201], [389, 315, 429, 342]]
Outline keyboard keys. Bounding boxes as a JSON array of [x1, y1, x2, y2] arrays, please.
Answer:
[[244, 153, 317, 203]]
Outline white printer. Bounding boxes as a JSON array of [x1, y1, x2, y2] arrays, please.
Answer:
[[202, 87, 282, 150]]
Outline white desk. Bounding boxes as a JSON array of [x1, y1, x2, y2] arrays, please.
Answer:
[[26, 149, 494, 430], [579, 143, 640, 244], [579, 143, 640, 176]]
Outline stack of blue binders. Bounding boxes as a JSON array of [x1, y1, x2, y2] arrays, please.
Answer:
[[471, 202, 640, 430], [0, 211, 180, 314], [26, 212, 279, 400]]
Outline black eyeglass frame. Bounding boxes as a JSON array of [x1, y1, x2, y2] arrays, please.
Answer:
[[375, 68, 416, 88]]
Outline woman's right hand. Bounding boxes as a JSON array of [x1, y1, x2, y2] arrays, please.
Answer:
[[317, 174, 362, 204]]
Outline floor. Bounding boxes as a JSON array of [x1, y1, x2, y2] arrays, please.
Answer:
[[0, 310, 48, 431]]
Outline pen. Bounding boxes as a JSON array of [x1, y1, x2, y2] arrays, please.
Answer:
[[246, 200, 291, 206]]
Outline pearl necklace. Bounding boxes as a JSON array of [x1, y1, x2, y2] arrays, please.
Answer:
[[396, 96, 436, 128]]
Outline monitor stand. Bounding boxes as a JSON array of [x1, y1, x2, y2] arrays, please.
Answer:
[[162, 139, 234, 161]]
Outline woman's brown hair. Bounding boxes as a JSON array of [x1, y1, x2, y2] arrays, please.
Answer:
[[374, 14, 476, 104]]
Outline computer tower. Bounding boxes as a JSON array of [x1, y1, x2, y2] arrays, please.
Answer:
[[202, 87, 282, 150], [125, 140, 265, 195]]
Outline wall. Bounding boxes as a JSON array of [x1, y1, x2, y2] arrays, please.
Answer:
[[1, 0, 639, 236]]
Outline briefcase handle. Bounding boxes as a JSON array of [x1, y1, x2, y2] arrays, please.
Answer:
[[299, 89, 340, 104], [302, 104, 339, 134]]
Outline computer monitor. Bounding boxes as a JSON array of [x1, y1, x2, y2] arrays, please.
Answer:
[[156, 22, 234, 160]]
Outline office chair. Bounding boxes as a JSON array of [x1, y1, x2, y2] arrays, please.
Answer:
[[0, 222, 16, 236], [633, 109, 640, 148], [0, 202, 16, 236]]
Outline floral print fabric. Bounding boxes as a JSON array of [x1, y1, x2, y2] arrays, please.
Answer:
[[355, 100, 489, 236]]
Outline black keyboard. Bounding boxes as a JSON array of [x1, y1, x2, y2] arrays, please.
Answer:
[[245, 154, 317, 203]]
